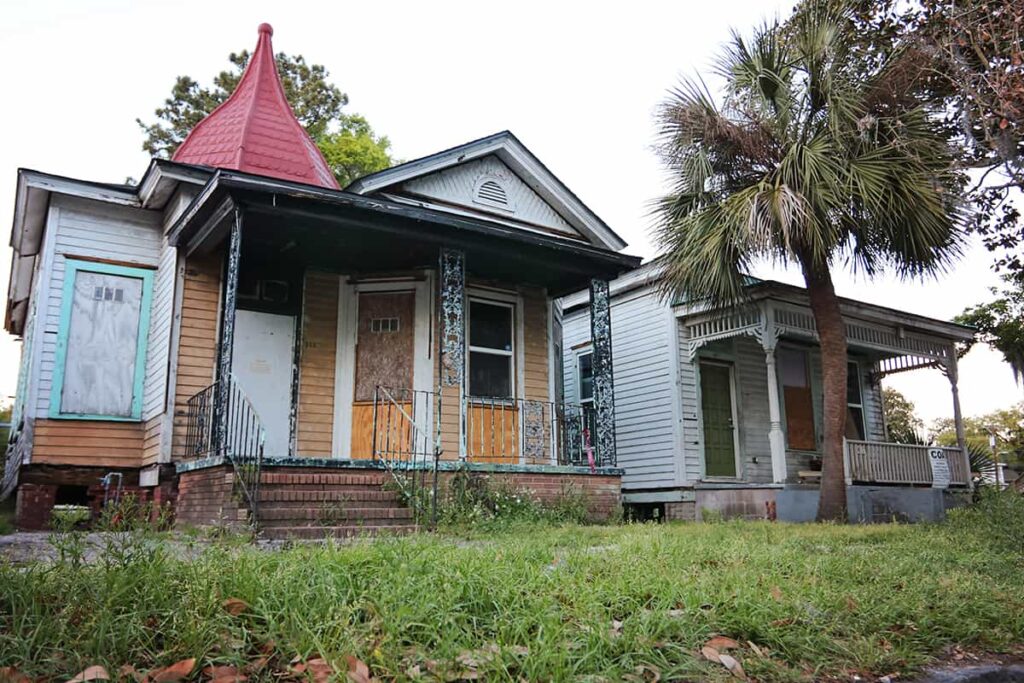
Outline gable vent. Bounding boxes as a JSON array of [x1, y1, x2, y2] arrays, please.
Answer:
[[474, 179, 511, 210]]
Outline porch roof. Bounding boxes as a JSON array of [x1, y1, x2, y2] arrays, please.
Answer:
[[169, 169, 640, 296]]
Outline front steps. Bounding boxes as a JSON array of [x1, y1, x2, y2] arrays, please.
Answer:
[[255, 470, 419, 540]]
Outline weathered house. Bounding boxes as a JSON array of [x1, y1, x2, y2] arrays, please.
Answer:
[[3, 24, 639, 534], [561, 261, 975, 523]]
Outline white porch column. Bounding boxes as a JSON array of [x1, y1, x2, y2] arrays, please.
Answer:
[[759, 307, 787, 483], [944, 347, 971, 486]]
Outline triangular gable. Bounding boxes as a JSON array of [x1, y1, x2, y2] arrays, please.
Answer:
[[395, 155, 578, 237], [346, 131, 627, 252]]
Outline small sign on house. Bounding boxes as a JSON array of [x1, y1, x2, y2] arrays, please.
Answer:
[[928, 448, 951, 489]]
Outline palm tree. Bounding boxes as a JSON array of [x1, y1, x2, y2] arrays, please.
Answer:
[[653, 1, 967, 521]]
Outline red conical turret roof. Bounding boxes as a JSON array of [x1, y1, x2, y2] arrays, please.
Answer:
[[172, 23, 340, 189]]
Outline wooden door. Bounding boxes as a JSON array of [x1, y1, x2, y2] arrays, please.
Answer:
[[350, 292, 415, 458], [700, 362, 737, 478]]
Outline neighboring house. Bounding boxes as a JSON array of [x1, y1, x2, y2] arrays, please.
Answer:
[[2, 24, 639, 533], [561, 260, 976, 523]]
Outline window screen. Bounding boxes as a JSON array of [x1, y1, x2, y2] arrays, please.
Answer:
[[468, 300, 514, 398], [57, 267, 148, 418]]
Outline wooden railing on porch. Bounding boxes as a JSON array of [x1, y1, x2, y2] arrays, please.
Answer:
[[843, 440, 970, 487]]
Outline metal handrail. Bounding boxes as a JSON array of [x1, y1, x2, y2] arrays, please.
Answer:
[[184, 376, 265, 526]]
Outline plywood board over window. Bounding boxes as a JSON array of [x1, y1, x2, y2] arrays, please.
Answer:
[[779, 347, 816, 451], [49, 259, 154, 421], [296, 271, 339, 456]]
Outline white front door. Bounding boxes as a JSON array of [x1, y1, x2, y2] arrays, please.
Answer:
[[231, 310, 295, 456]]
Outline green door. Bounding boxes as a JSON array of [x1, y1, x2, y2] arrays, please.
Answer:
[[700, 362, 737, 477]]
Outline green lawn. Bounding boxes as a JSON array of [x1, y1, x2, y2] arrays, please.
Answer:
[[1, 494, 1022, 682]]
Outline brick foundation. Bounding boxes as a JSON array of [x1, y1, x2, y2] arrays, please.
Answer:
[[175, 467, 247, 529], [664, 501, 696, 522], [14, 465, 178, 531], [434, 470, 621, 522]]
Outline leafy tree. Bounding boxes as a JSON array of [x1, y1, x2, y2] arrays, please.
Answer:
[[852, 0, 1023, 275], [955, 272, 1024, 382], [882, 388, 925, 444], [933, 402, 1024, 464], [653, 0, 967, 521], [137, 50, 392, 186]]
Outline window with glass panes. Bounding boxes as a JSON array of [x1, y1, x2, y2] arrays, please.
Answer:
[[845, 361, 866, 440], [467, 300, 514, 398]]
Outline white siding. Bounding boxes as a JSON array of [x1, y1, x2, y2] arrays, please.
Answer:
[[563, 286, 681, 489], [398, 156, 579, 236], [733, 336, 773, 482], [677, 323, 703, 482], [34, 196, 162, 418], [142, 243, 177, 420]]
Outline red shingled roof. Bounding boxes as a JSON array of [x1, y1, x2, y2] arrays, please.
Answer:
[[172, 23, 340, 189]]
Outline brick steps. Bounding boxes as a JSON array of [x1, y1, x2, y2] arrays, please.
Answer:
[[258, 490, 402, 504], [259, 506, 414, 523], [253, 469, 415, 539], [261, 524, 419, 540]]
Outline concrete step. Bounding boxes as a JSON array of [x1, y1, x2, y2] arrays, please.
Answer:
[[261, 524, 419, 540], [258, 489, 402, 504], [258, 506, 415, 523]]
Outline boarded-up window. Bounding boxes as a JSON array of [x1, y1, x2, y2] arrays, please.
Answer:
[[779, 348, 816, 451], [51, 261, 153, 419]]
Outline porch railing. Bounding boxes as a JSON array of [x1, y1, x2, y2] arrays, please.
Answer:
[[843, 440, 969, 487], [371, 386, 441, 526], [184, 375, 265, 525]]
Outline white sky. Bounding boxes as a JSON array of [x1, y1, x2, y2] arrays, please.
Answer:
[[0, 0, 1020, 425]]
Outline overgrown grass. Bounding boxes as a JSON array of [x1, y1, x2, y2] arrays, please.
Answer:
[[1, 493, 1022, 681]]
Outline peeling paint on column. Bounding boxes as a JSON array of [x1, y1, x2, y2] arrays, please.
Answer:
[[439, 249, 465, 388], [589, 278, 616, 466], [214, 205, 243, 455], [439, 248, 467, 459]]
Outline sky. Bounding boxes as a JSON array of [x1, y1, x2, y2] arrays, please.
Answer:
[[0, 0, 1020, 425]]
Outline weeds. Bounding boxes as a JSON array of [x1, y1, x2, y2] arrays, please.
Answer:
[[0, 493, 1022, 681]]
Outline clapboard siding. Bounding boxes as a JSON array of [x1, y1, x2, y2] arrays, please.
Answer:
[[170, 252, 222, 458], [732, 336, 774, 482], [297, 271, 338, 456], [33, 419, 144, 468], [677, 324, 704, 482], [143, 244, 177, 420], [397, 156, 579, 236], [563, 286, 680, 489], [35, 196, 163, 420]]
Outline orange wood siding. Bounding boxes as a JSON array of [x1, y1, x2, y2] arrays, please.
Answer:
[[141, 415, 162, 467], [521, 287, 551, 464], [296, 271, 339, 456], [171, 253, 221, 458], [33, 419, 144, 468]]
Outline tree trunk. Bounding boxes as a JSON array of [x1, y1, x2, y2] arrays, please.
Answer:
[[800, 259, 849, 522]]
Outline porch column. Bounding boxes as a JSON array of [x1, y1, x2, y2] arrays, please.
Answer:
[[213, 205, 243, 455], [438, 248, 466, 459], [944, 347, 971, 485], [589, 279, 617, 466], [760, 318, 787, 483]]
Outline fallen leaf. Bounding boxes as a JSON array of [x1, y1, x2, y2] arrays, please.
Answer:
[[345, 655, 371, 683], [633, 664, 661, 682], [718, 653, 746, 680], [701, 646, 721, 664], [221, 599, 249, 616], [68, 666, 111, 683], [705, 636, 740, 651], [770, 586, 783, 601], [844, 596, 859, 612], [0, 667, 33, 683], [150, 659, 195, 683], [746, 641, 765, 658], [609, 620, 624, 639], [770, 617, 795, 627], [405, 665, 422, 680], [209, 677, 246, 683], [507, 646, 530, 657], [244, 657, 269, 675], [202, 666, 239, 679], [665, 609, 686, 618], [305, 658, 333, 683]]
